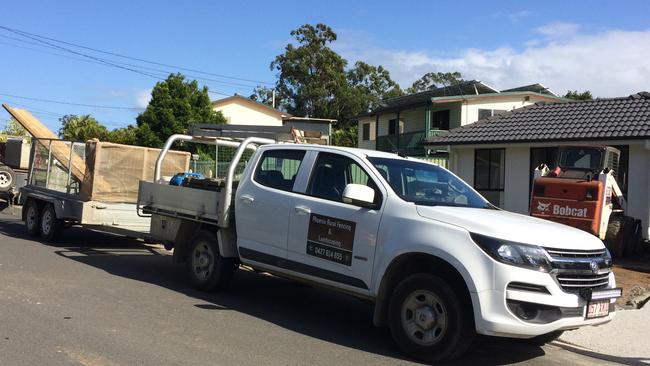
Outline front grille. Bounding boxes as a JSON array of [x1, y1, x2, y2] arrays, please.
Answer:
[[545, 247, 607, 258], [555, 272, 610, 292]]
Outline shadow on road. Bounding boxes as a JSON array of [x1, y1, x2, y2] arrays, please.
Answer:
[[0, 216, 615, 365]]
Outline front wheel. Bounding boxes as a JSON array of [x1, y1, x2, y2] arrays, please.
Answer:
[[185, 231, 236, 291], [388, 274, 474, 363]]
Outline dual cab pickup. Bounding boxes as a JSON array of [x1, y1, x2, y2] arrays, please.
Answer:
[[138, 132, 620, 363]]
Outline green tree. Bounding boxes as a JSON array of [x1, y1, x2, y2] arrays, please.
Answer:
[[107, 125, 138, 145], [136, 73, 226, 149], [250, 86, 281, 108], [58, 114, 109, 141], [1, 118, 30, 139], [271, 23, 348, 119], [270, 24, 402, 146], [406, 72, 464, 94], [563, 90, 593, 101]]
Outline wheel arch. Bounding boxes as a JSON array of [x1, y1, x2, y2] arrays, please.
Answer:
[[373, 252, 474, 328]]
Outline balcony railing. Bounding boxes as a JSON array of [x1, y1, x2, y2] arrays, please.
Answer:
[[376, 129, 449, 156]]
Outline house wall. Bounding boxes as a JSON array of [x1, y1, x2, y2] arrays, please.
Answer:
[[213, 101, 283, 126], [448, 140, 650, 239], [460, 96, 538, 126], [357, 116, 376, 149]]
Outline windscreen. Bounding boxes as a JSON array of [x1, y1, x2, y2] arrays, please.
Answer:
[[559, 148, 603, 170], [368, 157, 491, 208]]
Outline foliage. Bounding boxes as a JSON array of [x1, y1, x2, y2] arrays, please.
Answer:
[[270, 24, 403, 146], [250, 86, 281, 108], [331, 125, 358, 147], [1, 118, 30, 141], [107, 125, 138, 145], [58, 114, 109, 142], [136, 73, 226, 150], [563, 90, 593, 101], [406, 72, 465, 94], [271, 23, 348, 120]]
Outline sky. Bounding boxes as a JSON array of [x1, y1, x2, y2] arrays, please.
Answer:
[[1, 0, 650, 132]]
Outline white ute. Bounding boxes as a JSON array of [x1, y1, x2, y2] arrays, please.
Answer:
[[138, 125, 621, 363]]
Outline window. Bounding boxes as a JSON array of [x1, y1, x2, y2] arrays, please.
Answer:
[[474, 149, 505, 207], [431, 110, 450, 130], [308, 153, 380, 204], [478, 109, 508, 120], [254, 149, 305, 192], [388, 119, 397, 135], [362, 123, 370, 141], [368, 157, 489, 208]]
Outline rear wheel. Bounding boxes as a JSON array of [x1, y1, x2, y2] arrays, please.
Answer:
[[0, 165, 15, 193], [24, 200, 41, 237], [185, 231, 236, 291], [388, 274, 474, 363], [40, 204, 63, 242]]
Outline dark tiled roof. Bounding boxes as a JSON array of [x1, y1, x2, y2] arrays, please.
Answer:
[[425, 92, 650, 145]]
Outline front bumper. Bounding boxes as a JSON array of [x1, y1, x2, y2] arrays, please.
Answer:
[[472, 264, 617, 338]]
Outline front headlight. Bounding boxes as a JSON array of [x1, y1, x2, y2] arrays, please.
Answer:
[[470, 233, 552, 273]]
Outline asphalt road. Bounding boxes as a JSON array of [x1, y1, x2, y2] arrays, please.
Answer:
[[0, 211, 624, 366]]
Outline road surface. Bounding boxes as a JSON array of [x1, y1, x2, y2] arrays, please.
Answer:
[[0, 211, 624, 365]]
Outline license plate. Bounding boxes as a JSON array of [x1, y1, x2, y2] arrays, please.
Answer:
[[585, 300, 610, 319]]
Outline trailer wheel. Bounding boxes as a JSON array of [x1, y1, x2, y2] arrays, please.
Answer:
[[0, 165, 15, 192], [186, 231, 236, 291], [388, 274, 474, 363], [23, 200, 41, 237], [40, 204, 63, 242]]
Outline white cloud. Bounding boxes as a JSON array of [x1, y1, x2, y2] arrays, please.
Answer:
[[135, 89, 151, 108], [535, 22, 581, 38], [335, 26, 650, 97]]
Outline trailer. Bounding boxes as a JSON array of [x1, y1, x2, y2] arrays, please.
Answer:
[[19, 137, 187, 242]]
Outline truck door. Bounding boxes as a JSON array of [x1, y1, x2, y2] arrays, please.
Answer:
[[287, 151, 385, 293], [235, 148, 307, 258]]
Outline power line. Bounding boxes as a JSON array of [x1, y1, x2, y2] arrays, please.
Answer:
[[0, 25, 275, 86], [0, 92, 143, 110]]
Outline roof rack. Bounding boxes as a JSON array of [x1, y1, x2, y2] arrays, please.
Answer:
[[189, 124, 294, 141]]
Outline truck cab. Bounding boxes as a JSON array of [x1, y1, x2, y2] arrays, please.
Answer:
[[139, 128, 621, 363]]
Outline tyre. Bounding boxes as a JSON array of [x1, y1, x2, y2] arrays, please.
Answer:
[[388, 274, 474, 363], [0, 165, 15, 193], [524, 330, 564, 346], [23, 200, 41, 237], [40, 204, 63, 242], [185, 230, 236, 291]]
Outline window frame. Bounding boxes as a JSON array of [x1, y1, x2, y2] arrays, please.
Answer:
[[306, 151, 383, 207], [253, 149, 306, 192], [362, 123, 370, 141], [474, 148, 505, 192]]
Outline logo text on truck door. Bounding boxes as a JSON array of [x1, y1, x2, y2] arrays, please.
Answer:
[[307, 213, 356, 266]]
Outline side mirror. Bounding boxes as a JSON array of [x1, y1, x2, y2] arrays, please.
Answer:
[[342, 183, 376, 208]]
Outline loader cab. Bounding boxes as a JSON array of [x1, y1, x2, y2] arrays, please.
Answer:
[[556, 146, 621, 180]]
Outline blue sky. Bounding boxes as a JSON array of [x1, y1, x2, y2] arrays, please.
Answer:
[[1, 0, 649, 131]]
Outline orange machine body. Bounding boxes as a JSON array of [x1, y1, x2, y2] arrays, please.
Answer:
[[530, 177, 604, 236]]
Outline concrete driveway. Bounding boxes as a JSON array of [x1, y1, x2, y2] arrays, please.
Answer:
[[0, 211, 624, 365]]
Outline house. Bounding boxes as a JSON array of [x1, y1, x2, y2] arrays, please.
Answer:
[[212, 95, 334, 144], [356, 81, 562, 163], [424, 92, 650, 239]]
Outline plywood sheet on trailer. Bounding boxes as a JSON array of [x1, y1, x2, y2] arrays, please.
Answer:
[[2, 104, 86, 181], [80, 141, 190, 203]]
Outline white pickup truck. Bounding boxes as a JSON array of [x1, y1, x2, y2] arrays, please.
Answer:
[[138, 125, 621, 363]]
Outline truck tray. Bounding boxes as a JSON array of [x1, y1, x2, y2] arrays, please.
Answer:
[[138, 180, 225, 224]]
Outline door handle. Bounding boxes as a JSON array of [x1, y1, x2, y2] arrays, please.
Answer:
[[294, 206, 311, 215], [240, 194, 255, 204]]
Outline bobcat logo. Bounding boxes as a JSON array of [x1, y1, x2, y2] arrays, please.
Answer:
[[537, 202, 551, 213]]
